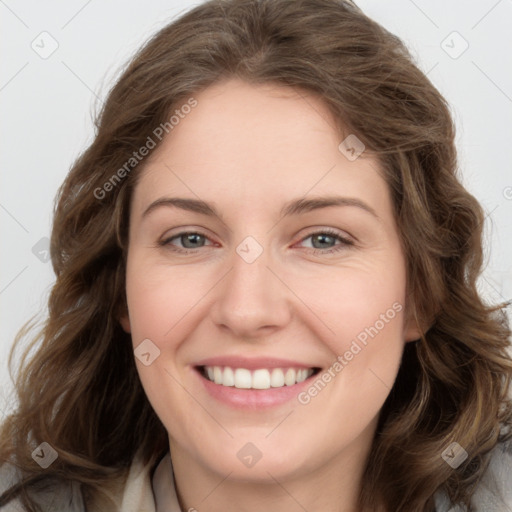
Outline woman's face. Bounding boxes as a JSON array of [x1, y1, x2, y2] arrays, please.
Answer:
[[120, 78, 420, 482]]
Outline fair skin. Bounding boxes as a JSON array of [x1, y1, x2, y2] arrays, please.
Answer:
[[120, 78, 420, 512]]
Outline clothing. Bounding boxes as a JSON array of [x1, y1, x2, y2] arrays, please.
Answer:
[[1, 438, 511, 511], [433, 437, 512, 511], [151, 452, 181, 512]]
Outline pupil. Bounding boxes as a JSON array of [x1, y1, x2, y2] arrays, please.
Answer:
[[183, 233, 202, 248], [314, 234, 333, 249]]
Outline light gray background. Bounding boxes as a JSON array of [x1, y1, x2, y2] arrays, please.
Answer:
[[1, 0, 512, 419]]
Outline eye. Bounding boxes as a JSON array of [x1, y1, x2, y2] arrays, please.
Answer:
[[296, 228, 354, 255], [158, 228, 354, 255], [159, 231, 214, 253]]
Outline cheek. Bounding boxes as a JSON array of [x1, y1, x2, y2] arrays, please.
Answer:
[[124, 261, 207, 439], [296, 276, 406, 445], [295, 258, 407, 357], [124, 259, 208, 342], [294, 250, 408, 414]]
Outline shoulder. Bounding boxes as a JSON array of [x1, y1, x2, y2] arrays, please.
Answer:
[[0, 458, 85, 512], [0, 449, 159, 512], [434, 437, 512, 512], [470, 436, 512, 510]]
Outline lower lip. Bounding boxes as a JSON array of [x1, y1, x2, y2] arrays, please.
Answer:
[[194, 367, 318, 409]]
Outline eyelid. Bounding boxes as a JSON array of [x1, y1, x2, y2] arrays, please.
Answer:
[[297, 226, 355, 244], [159, 229, 216, 248]]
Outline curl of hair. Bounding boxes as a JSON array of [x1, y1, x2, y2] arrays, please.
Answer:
[[1, 1, 511, 511]]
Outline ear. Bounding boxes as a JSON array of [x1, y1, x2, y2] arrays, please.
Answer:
[[119, 312, 131, 333], [404, 316, 422, 342], [403, 303, 423, 343]]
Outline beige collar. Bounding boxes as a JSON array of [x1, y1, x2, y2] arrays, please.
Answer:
[[91, 449, 182, 512], [151, 452, 183, 512]]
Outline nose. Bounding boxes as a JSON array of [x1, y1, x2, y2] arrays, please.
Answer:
[[209, 240, 293, 340]]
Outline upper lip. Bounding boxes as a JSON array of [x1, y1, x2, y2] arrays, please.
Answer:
[[194, 356, 320, 370]]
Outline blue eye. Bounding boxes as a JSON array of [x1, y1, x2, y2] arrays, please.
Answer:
[[297, 229, 354, 254], [159, 232, 212, 253], [159, 228, 353, 255]]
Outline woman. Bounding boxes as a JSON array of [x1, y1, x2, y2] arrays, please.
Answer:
[[1, 0, 511, 511]]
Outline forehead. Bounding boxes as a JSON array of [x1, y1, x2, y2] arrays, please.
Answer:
[[159, 78, 345, 163], [131, 78, 391, 219]]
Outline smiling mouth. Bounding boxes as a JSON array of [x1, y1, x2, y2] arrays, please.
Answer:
[[196, 365, 321, 390]]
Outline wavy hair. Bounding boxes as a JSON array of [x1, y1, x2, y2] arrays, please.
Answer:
[[1, 0, 511, 511]]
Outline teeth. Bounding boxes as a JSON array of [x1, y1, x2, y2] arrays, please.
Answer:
[[202, 366, 315, 389], [223, 366, 235, 386], [270, 368, 285, 387], [234, 368, 252, 389], [252, 369, 270, 389], [284, 368, 296, 386], [213, 366, 223, 384]]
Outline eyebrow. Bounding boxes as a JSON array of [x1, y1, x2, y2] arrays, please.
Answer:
[[141, 195, 379, 220]]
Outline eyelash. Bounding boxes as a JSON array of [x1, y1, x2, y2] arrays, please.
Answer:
[[158, 228, 354, 256]]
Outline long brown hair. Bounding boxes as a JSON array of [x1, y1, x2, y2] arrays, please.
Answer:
[[1, 0, 511, 511]]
